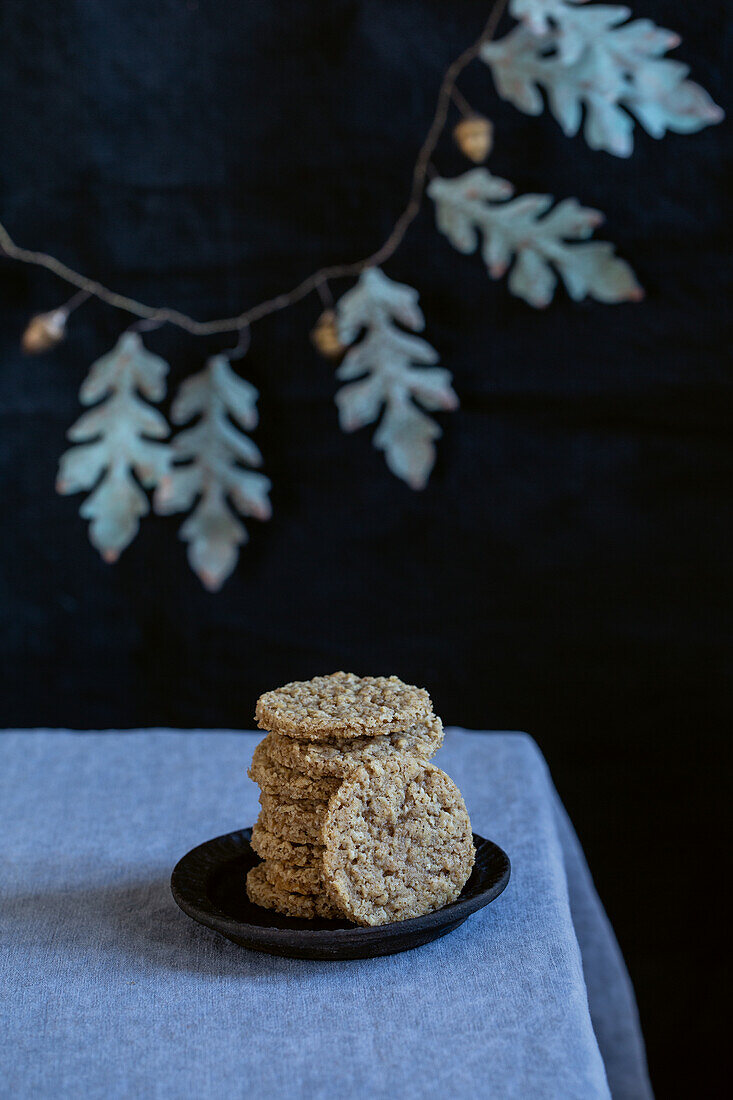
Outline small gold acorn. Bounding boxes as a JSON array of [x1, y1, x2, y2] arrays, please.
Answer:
[[453, 115, 494, 163], [311, 309, 346, 359], [21, 309, 68, 354]]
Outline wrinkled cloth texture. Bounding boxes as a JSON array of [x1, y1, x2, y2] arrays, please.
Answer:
[[0, 728, 651, 1099]]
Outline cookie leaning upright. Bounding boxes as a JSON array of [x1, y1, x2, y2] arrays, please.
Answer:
[[255, 671, 433, 741], [320, 758, 475, 927]]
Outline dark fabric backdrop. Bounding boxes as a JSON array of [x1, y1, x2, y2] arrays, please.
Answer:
[[1, 1, 729, 1093]]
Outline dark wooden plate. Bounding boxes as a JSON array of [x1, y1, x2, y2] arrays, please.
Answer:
[[171, 827, 510, 960]]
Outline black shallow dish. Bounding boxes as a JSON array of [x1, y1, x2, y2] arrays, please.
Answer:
[[171, 828, 510, 960]]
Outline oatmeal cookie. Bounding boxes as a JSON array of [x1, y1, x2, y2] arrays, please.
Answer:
[[250, 821, 324, 867], [321, 759, 475, 926], [246, 864, 342, 920], [248, 737, 342, 800], [255, 671, 433, 741], [266, 715, 444, 777], [263, 857, 323, 895], [257, 793, 329, 845]]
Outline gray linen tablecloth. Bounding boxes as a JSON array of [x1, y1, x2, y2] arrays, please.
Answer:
[[0, 729, 652, 1099]]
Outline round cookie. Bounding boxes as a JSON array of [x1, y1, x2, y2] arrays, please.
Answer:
[[266, 715, 444, 777], [263, 858, 323, 895], [257, 793, 328, 845], [246, 864, 342, 920], [250, 821, 324, 867], [248, 737, 342, 801], [320, 759, 475, 927], [255, 671, 433, 741]]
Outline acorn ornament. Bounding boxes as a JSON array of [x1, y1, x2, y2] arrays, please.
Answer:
[[311, 309, 346, 359], [21, 308, 68, 354], [453, 114, 494, 163]]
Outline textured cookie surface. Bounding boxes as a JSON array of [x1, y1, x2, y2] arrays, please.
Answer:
[[246, 864, 342, 920], [249, 737, 342, 800], [263, 858, 323, 895], [266, 716, 444, 777], [257, 793, 328, 845], [255, 671, 433, 741], [250, 821, 324, 867], [321, 760, 475, 926]]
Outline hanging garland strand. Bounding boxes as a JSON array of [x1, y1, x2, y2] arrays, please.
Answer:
[[0, 0, 721, 590], [0, 0, 510, 337]]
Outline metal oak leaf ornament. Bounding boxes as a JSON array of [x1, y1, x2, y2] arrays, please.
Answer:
[[334, 268, 458, 490], [428, 168, 642, 308], [483, 2, 723, 157], [57, 331, 170, 562], [154, 353, 272, 591]]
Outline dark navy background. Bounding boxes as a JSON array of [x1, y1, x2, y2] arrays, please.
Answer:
[[0, 2, 729, 1092]]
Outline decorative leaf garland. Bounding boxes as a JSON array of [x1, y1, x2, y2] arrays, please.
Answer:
[[1, 1, 721, 588], [427, 168, 642, 307], [154, 354, 271, 591], [334, 269, 458, 489], [483, 2, 723, 156], [56, 332, 170, 562]]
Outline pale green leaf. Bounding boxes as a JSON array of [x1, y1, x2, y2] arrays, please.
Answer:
[[153, 353, 271, 590], [484, 7, 723, 156], [334, 268, 457, 488], [58, 335, 171, 561], [428, 168, 642, 307]]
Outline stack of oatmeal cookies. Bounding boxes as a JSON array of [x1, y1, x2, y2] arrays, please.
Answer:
[[246, 672, 475, 926]]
